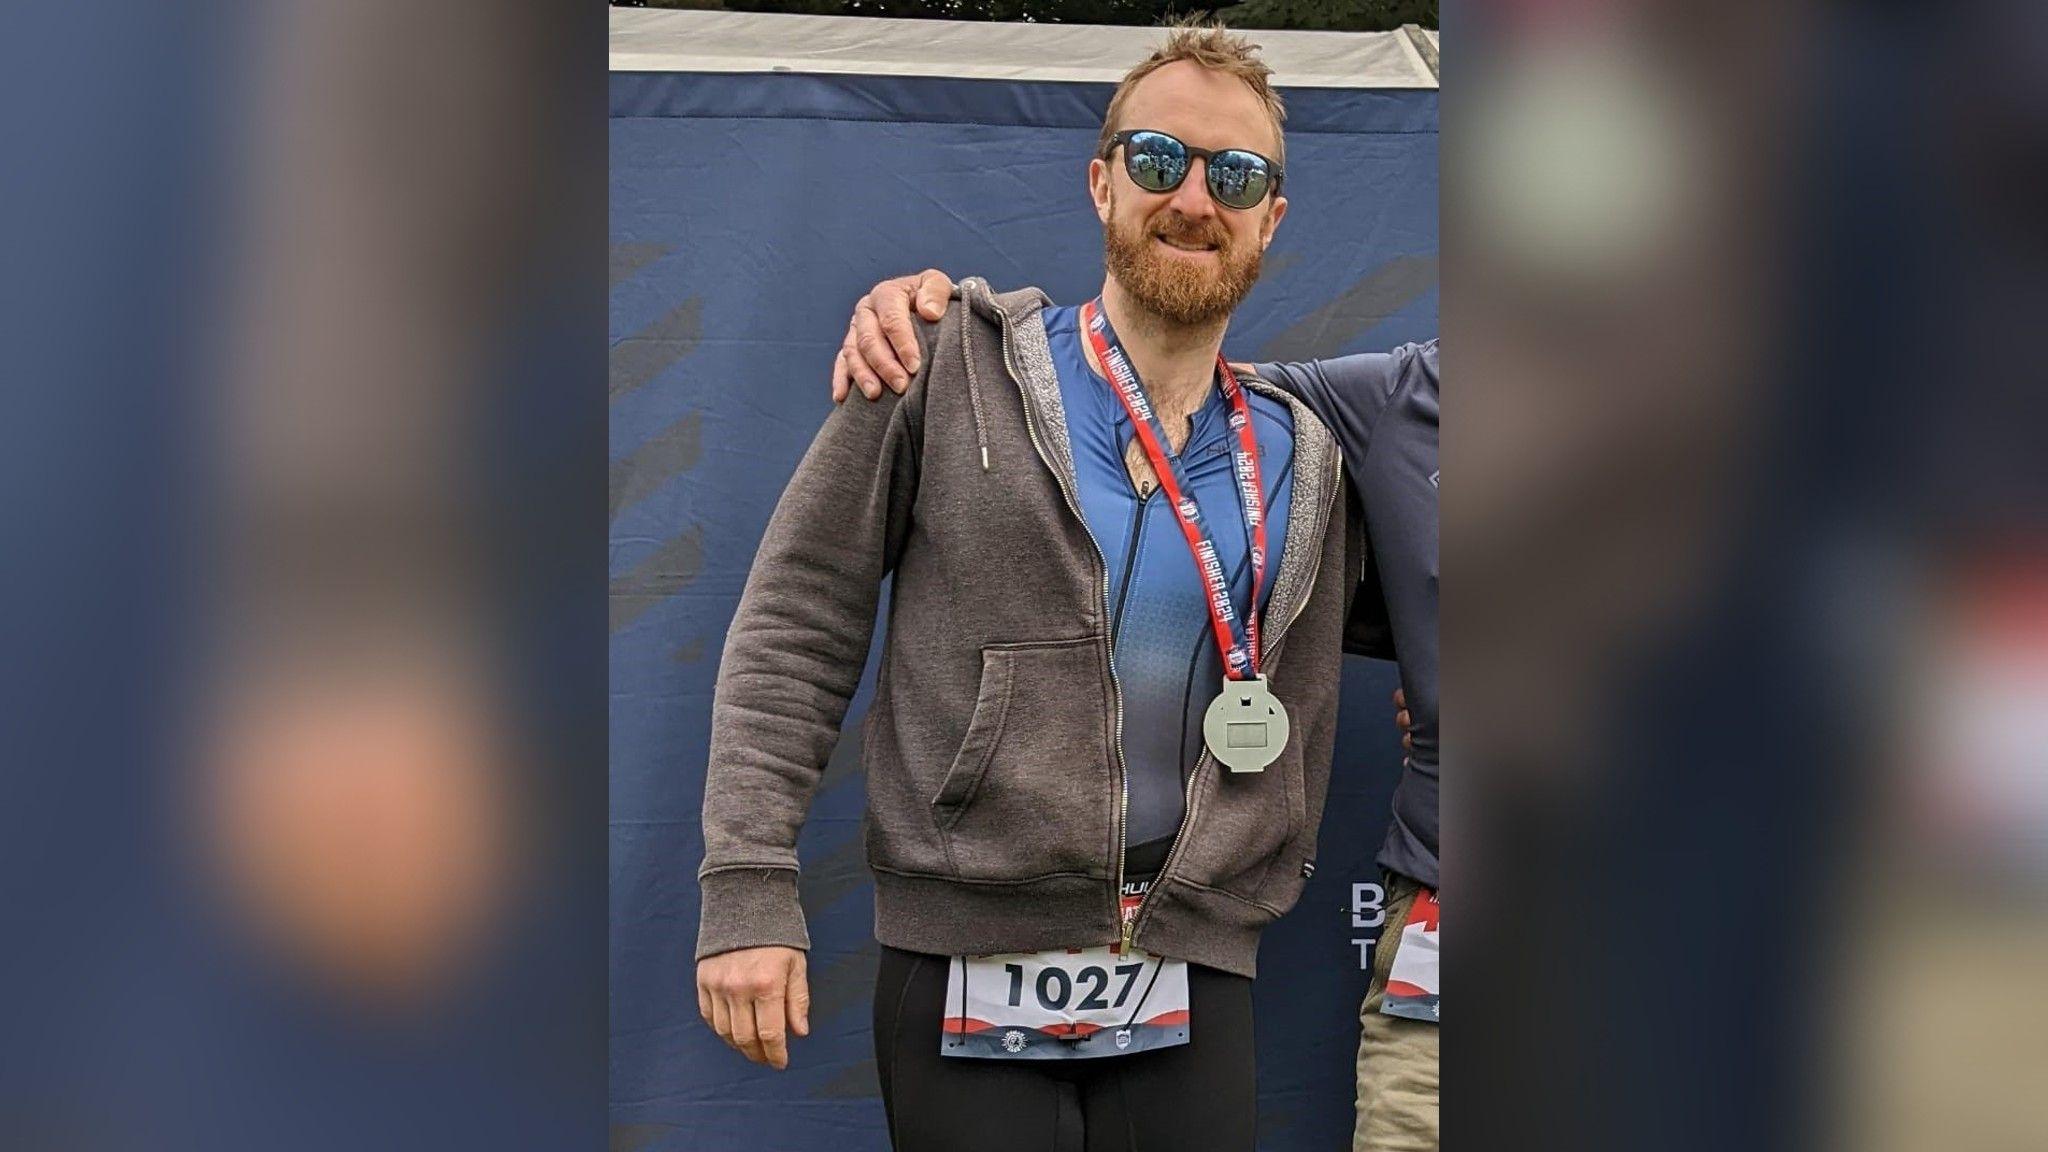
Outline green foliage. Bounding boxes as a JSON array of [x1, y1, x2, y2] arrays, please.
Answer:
[[640, 0, 1437, 31], [1215, 0, 1435, 32]]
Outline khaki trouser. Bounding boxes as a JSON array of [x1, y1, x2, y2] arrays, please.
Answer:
[[1354, 873, 1439, 1151]]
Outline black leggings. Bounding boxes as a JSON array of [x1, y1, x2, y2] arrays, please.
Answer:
[[873, 945, 1257, 1152]]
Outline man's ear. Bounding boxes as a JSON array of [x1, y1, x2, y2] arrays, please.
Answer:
[[1260, 194, 1289, 251], [1088, 158, 1112, 225]]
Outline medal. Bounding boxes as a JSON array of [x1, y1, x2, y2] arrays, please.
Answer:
[[1202, 673, 1290, 773], [1082, 299, 1288, 773]]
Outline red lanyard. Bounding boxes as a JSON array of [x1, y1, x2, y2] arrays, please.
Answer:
[[1081, 299, 1269, 679]]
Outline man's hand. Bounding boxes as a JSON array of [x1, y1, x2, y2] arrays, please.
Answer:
[[697, 945, 810, 1070], [831, 269, 956, 402], [1393, 687, 1414, 755]]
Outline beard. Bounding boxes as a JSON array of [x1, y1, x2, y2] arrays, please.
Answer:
[[1102, 196, 1265, 328]]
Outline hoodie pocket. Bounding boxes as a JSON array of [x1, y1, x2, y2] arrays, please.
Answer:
[[1173, 744, 1307, 912], [931, 637, 1114, 882]]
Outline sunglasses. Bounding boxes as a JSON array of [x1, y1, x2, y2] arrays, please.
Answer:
[[1101, 129, 1284, 211]]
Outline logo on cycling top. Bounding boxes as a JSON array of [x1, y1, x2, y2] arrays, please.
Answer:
[[1002, 1030, 1029, 1053], [1115, 1028, 1133, 1050], [1177, 498, 1200, 522]]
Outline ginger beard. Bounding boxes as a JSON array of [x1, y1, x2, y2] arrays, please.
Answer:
[[1105, 184, 1261, 327], [1103, 185, 1267, 327]]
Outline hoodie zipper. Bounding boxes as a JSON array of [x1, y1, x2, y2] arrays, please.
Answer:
[[979, 287, 1340, 952], [1126, 433, 1344, 948], [978, 286, 1134, 945]]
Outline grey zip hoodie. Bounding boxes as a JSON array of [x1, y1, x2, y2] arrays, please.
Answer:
[[696, 279, 1361, 979]]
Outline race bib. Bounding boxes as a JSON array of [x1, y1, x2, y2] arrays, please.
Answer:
[[1381, 888, 1439, 1022], [941, 893, 1190, 1060]]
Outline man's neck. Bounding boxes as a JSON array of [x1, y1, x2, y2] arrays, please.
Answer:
[[1087, 279, 1228, 443]]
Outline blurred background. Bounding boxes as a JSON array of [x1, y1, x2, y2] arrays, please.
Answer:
[[2, 2, 603, 1149], [1446, 1, 2048, 1150]]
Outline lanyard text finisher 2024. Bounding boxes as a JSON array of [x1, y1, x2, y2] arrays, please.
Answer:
[[1080, 298, 1289, 773]]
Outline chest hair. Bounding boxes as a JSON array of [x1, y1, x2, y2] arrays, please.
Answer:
[[1121, 394, 1205, 497]]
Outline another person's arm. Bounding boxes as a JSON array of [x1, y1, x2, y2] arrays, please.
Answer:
[[1244, 345, 1436, 455], [828, 269, 1433, 445], [696, 333, 929, 1069], [832, 270, 954, 401], [1394, 686, 1415, 756]]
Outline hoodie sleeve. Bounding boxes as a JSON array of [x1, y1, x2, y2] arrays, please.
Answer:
[[694, 322, 932, 961]]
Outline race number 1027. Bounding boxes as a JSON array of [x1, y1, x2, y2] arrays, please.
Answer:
[[1003, 962, 1148, 1012]]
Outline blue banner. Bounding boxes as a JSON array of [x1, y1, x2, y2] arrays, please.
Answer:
[[611, 66, 1436, 1152]]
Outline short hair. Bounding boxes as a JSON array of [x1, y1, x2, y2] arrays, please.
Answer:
[[1097, 17, 1288, 167]]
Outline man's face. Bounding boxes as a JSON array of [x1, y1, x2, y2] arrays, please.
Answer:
[[1092, 60, 1289, 327]]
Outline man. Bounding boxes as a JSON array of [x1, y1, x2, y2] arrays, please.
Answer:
[[696, 23, 1363, 1150], [832, 208, 1439, 1152]]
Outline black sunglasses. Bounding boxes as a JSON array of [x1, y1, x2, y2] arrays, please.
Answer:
[[1101, 129, 1284, 210]]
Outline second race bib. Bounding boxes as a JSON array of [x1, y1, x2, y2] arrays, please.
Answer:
[[1381, 888, 1440, 1023]]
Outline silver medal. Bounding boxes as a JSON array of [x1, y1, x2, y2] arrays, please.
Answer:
[[1202, 674, 1289, 773]]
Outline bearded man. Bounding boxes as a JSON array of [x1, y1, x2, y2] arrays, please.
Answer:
[[692, 22, 1365, 1150]]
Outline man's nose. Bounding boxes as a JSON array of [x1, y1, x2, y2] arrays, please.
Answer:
[[1168, 157, 1218, 219]]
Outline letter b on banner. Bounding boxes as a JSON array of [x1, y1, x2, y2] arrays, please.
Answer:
[[1351, 882, 1386, 928], [1351, 881, 1386, 970]]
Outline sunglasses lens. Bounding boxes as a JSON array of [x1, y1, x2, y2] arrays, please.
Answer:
[[1123, 132, 1188, 193], [1206, 151, 1272, 209]]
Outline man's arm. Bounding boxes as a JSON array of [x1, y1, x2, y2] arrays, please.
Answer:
[[1244, 343, 1437, 459], [699, 357, 925, 950], [695, 326, 929, 1067], [833, 271, 955, 401]]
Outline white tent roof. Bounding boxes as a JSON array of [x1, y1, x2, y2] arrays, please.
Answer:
[[610, 8, 1439, 89]]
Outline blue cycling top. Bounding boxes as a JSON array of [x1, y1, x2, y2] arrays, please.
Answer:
[[1043, 304, 1296, 882]]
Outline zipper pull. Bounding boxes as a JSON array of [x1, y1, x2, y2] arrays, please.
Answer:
[[1120, 916, 1136, 954]]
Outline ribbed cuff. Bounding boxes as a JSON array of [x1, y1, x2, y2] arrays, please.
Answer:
[[695, 866, 809, 961]]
